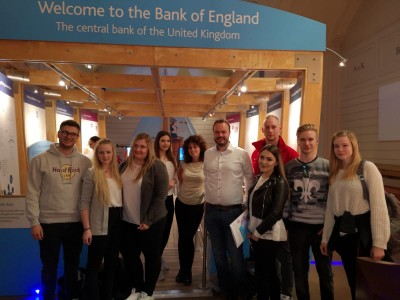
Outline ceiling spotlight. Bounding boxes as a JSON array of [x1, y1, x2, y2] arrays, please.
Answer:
[[58, 78, 66, 87], [326, 47, 348, 68], [240, 84, 247, 93], [34, 88, 39, 94], [118, 114, 123, 120], [66, 100, 70, 104], [85, 64, 93, 69], [339, 59, 347, 67]]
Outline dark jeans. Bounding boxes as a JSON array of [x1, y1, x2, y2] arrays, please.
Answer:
[[175, 198, 204, 278], [85, 207, 122, 300], [288, 223, 334, 300], [160, 195, 174, 255], [334, 233, 363, 300], [39, 222, 83, 300], [120, 217, 166, 296], [204, 204, 246, 296], [252, 239, 283, 300], [276, 240, 294, 296]]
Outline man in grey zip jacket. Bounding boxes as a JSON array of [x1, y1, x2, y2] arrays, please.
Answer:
[[26, 120, 91, 300]]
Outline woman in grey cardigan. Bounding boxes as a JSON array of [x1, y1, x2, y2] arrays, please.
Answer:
[[80, 138, 123, 300], [120, 133, 169, 300]]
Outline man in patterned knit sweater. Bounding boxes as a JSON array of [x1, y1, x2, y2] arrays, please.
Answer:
[[284, 124, 334, 300]]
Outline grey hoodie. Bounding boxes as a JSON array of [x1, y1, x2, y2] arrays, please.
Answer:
[[26, 143, 91, 227]]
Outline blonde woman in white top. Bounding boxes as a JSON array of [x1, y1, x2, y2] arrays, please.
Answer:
[[320, 130, 390, 299], [175, 135, 207, 286], [80, 138, 122, 300]]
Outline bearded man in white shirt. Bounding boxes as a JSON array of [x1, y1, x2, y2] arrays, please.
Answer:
[[204, 119, 254, 299]]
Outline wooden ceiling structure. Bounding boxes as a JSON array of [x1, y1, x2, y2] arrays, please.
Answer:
[[0, 1, 362, 126], [0, 41, 320, 123]]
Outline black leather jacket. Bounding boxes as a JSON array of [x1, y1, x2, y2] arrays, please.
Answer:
[[248, 172, 289, 236]]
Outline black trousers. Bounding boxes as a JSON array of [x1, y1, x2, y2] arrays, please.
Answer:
[[160, 195, 174, 255], [85, 207, 122, 300], [120, 217, 166, 296], [175, 198, 204, 278], [40, 222, 83, 300]]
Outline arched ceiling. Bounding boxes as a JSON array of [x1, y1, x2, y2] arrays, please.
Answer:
[[0, 1, 362, 119]]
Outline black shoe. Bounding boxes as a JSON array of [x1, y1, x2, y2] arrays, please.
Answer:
[[175, 272, 184, 283], [182, 277, 192, 286], [175, 272, 192, 286]]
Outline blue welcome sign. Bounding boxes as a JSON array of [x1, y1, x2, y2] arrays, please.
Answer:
[[0, 0, 325, 51]]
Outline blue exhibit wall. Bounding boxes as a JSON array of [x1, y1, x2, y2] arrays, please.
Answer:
[[0, 229, 41, 295], [0, 228, 88, 296]]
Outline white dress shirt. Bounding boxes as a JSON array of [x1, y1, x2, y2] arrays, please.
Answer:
[[204, 142, 254, 206]]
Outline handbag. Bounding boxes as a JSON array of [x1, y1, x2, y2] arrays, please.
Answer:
[[339, 210, 357, 234]]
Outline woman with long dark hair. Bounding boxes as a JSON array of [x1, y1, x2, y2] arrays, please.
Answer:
[[154, 130, 177, 275], [247, 144, 289, 299]]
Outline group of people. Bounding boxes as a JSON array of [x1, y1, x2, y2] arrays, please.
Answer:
[[25, 120, 207, 300], [26, 115, 390, 300]]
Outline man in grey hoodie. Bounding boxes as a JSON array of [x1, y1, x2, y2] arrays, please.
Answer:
[[26, 120, 91, 300]]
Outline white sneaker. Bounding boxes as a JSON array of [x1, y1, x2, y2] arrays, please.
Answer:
[[125, 288, 141, 300], [280, 294, 292, 300], [139, 291, 155, 299], [161, 257, 169, 271]]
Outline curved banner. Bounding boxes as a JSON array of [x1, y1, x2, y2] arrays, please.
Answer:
[[0, 0, 325, 51]]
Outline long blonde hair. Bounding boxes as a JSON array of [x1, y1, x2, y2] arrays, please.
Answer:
[[92, 139, 122, 206], [329, 130, 362, 184], [127, 133, 156, 182]]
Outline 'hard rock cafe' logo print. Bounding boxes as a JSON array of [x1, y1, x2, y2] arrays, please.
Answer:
[[53, 164, 81, 181]]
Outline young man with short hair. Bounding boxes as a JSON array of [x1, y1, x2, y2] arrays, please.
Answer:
[[26, 120, 91, 300], [284, 124, 334, 300]]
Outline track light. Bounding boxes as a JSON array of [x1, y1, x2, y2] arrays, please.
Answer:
[[44, 90, 61, 97], [326, 47, 348, 67], [6, 70, 30, 82], [239, 84, 247, 93]]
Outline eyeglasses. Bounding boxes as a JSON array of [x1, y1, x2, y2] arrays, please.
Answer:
[[59, 130, 79, 138], [302, 164, 309, 178]]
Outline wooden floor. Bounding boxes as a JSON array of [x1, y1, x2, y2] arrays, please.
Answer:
[[0, 216, 351, 299], [0, 247, 351, 300]]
